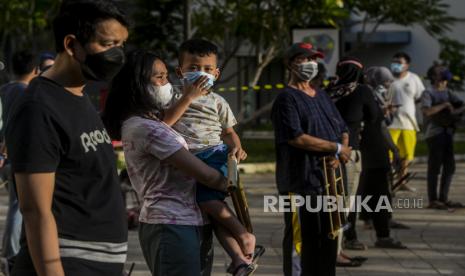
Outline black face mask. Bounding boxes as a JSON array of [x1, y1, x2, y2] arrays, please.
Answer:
[[80, 46, 125, 82]]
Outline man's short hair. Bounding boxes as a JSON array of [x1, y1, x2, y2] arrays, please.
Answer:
[[53, 0, 129, 53], [393, 52, 411, 64], [178, 38, 218, 65], [12, 50, 37, 76]]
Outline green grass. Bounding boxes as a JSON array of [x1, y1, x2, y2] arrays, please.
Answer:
[[242, 139, 276, 163], [116, 138, 465, 168], [242, 139, 465, 163]]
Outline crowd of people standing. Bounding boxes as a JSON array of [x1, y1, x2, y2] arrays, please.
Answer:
[[0, 0, 463, 276]]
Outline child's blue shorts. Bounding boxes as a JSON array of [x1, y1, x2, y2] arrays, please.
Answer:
[[195, 144, 229, 203]]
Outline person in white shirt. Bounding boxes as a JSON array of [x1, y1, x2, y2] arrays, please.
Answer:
[[389, 52, 425, 191]]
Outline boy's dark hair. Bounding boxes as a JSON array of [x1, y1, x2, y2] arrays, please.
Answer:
[[53, 0, 129, 53], [178, 38, 218, 65], [12, 50, 37, 76], [393, 52, 411, 64]]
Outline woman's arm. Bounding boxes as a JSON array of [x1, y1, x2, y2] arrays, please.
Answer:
[[165, 147, 228, 191], [15, 172, 65, 276]]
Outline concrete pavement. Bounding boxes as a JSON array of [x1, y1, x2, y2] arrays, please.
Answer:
[[1, 162, 464, 276]]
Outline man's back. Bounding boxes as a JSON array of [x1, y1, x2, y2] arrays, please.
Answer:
[[0, 82, 27, 136]]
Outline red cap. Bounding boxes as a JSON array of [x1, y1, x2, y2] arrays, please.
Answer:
[[284, 42, 325, 61]]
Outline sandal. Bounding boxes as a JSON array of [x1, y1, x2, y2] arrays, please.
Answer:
[[350, 256, 368, 263], [226, 245, 265, 275], [336, 260, 362, 267], [231, 263, 257, 276]]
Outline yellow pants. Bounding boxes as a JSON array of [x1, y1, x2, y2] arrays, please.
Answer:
[[389, 129, 417, 161]]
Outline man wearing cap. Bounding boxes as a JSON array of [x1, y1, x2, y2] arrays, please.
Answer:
[[271, 42, 351, 276]]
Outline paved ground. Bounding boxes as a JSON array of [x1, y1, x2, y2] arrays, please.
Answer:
[[1, 162, 464, 276]]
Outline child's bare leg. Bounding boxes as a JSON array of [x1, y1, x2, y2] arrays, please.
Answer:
[[199, 200, 255, 256], [212, 223, 251, 268]]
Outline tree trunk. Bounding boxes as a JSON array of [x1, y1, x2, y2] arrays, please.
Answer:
[[237, 45, 277, 126]]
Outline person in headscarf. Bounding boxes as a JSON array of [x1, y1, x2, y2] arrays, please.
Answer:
[[356, 66, 407, 249], [365, 67, 402, 174], [329, 57, 378, 264], [326, 58, 362, 101], [365, 66, 397, 125]]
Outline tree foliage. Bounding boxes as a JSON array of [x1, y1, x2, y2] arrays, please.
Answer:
[[192, 0, 349, 122], [0, 0, 61, 58], [347, 0, 456, 41], [130, 0, 184, 63], [347, 0, 463, 89], [438, 37, 465, 90]]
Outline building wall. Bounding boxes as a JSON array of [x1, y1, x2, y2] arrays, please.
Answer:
[[347, 0, 465, 92]]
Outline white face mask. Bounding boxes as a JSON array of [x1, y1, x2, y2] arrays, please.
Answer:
[[293, 61, 319, 81], [147, 82, 174, 110]]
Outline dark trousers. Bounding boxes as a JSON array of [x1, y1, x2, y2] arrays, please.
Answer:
[[138, 223, 201, 276], [426, 132, 455, 203], [362, 168, 391, 238], [346, 168, 391, 239], [283, 195, 337, 276]]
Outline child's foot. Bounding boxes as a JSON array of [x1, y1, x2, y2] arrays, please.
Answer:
[[239, 232, 256, 257]]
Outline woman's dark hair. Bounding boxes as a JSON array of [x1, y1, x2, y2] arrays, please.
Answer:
[[53, 0, 129, 53], [102, 49, 164, 140]]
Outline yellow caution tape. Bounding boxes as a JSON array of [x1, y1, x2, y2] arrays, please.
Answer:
[[212, 83, 295, 92]]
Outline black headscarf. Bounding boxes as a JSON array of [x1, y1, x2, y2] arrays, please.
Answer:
[[335, 56, 364, 85], [327, 56, 364, 101]]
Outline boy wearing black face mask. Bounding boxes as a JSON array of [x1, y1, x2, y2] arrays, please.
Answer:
[[5, 1, 129, 275]]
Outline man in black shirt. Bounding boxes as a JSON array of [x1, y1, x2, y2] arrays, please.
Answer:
[[271, 43, 351, 276], [6, 1, 129, 275]]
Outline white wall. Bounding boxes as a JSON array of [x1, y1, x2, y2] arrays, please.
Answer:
[[347, 0, 465, 92]]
